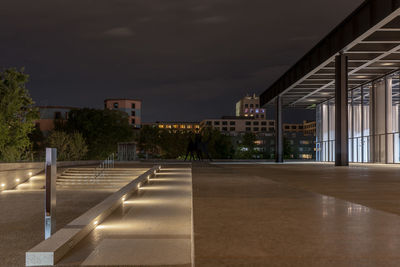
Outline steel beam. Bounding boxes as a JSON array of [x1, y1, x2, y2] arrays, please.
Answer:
[[275, 96, 284, 163], [335, 55, 349, 166], [260, 0, 400, 107]]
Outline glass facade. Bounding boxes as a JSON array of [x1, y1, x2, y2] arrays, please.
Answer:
[[316, 71, 400, 163]]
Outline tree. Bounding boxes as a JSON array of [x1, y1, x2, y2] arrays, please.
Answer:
[[68, 132, 88, 160], [137, 125, 161, 157], [158, 130, 189, 159], [283, 137, 293, 159], [47, 131, 88, 161], [47, 131, 70, 161], [62, 108, 134, 159], [201, 128, 234, 159], [0, 68, 38, 162], [235, 132, 258, 159]]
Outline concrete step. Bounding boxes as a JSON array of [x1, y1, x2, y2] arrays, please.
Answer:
[[57, 184, 124, 189], [64, 169, 144, 172], [57, 174, 138, 179], [57, 179, 133, 183], [57, 181, 132, 185]]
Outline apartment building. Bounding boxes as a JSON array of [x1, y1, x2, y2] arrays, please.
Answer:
[[104, 99, 142, 128]]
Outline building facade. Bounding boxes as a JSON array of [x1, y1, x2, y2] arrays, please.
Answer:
[[36, 106, 76, 133], [235, 94, 267, 119], [200, 118, 275, 135], [104, 99, 142, 128], [316, 71, 400, 164], [143, 121, 201, 133], [201, 117, 315, 159]]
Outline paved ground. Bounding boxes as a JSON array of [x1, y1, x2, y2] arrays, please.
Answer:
[[192, 162, 400, 266], [0, 163, 154, 267], [58, 165, 193, 266], [5, 161, 400, 266]]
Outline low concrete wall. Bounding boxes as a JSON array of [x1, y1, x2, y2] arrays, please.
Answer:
[[0, 161, 101, 191], [26, 165, 161, 266]]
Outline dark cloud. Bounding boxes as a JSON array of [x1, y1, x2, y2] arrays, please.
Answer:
[[0, 0, 364, 122], [194, 16, 228, 24], [103, 27, 134, 37]]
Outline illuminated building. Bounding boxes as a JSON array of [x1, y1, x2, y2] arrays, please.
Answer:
[[143, 122, 200, 133], [260, 0, 400, 165], [235, 94, 267, 119]]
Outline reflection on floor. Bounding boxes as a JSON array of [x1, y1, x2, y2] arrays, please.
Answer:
[[58, 167, 193, 266], [193, 163, 400, 267]]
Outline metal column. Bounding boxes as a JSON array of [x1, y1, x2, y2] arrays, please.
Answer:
[[275, 95, 284, 163], [335, 54, 349, 166], [45, 148, 57, 239]]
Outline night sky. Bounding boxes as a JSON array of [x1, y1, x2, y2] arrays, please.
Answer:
[[1, 0, 364, 123]]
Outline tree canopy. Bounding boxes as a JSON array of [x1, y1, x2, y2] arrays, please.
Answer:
[[0, 68, 38, 162], [60, 108, 134, 159]]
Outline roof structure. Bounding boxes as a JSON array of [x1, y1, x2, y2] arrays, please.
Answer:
[[260, 0, 400, 108]]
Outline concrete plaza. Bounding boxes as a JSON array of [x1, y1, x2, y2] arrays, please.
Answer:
[[192, 162, 400, 266], [3, 162, 400, 266]]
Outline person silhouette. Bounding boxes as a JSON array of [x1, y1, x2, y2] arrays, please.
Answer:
[[184, 135, 195, 161], [200, 134, 213, 161], [194, 134, 203, 161]]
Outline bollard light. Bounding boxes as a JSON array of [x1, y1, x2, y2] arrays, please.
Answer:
[[29, 172, 33, 176], [16, 178, 20, 182]]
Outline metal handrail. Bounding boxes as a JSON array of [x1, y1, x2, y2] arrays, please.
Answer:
[[93, 153, 115, 182]]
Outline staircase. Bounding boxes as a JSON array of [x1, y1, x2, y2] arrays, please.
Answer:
[[57, 168, 148, 189]]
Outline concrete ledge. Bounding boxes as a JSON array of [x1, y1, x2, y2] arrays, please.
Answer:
[[25, 165, 161, 266]]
